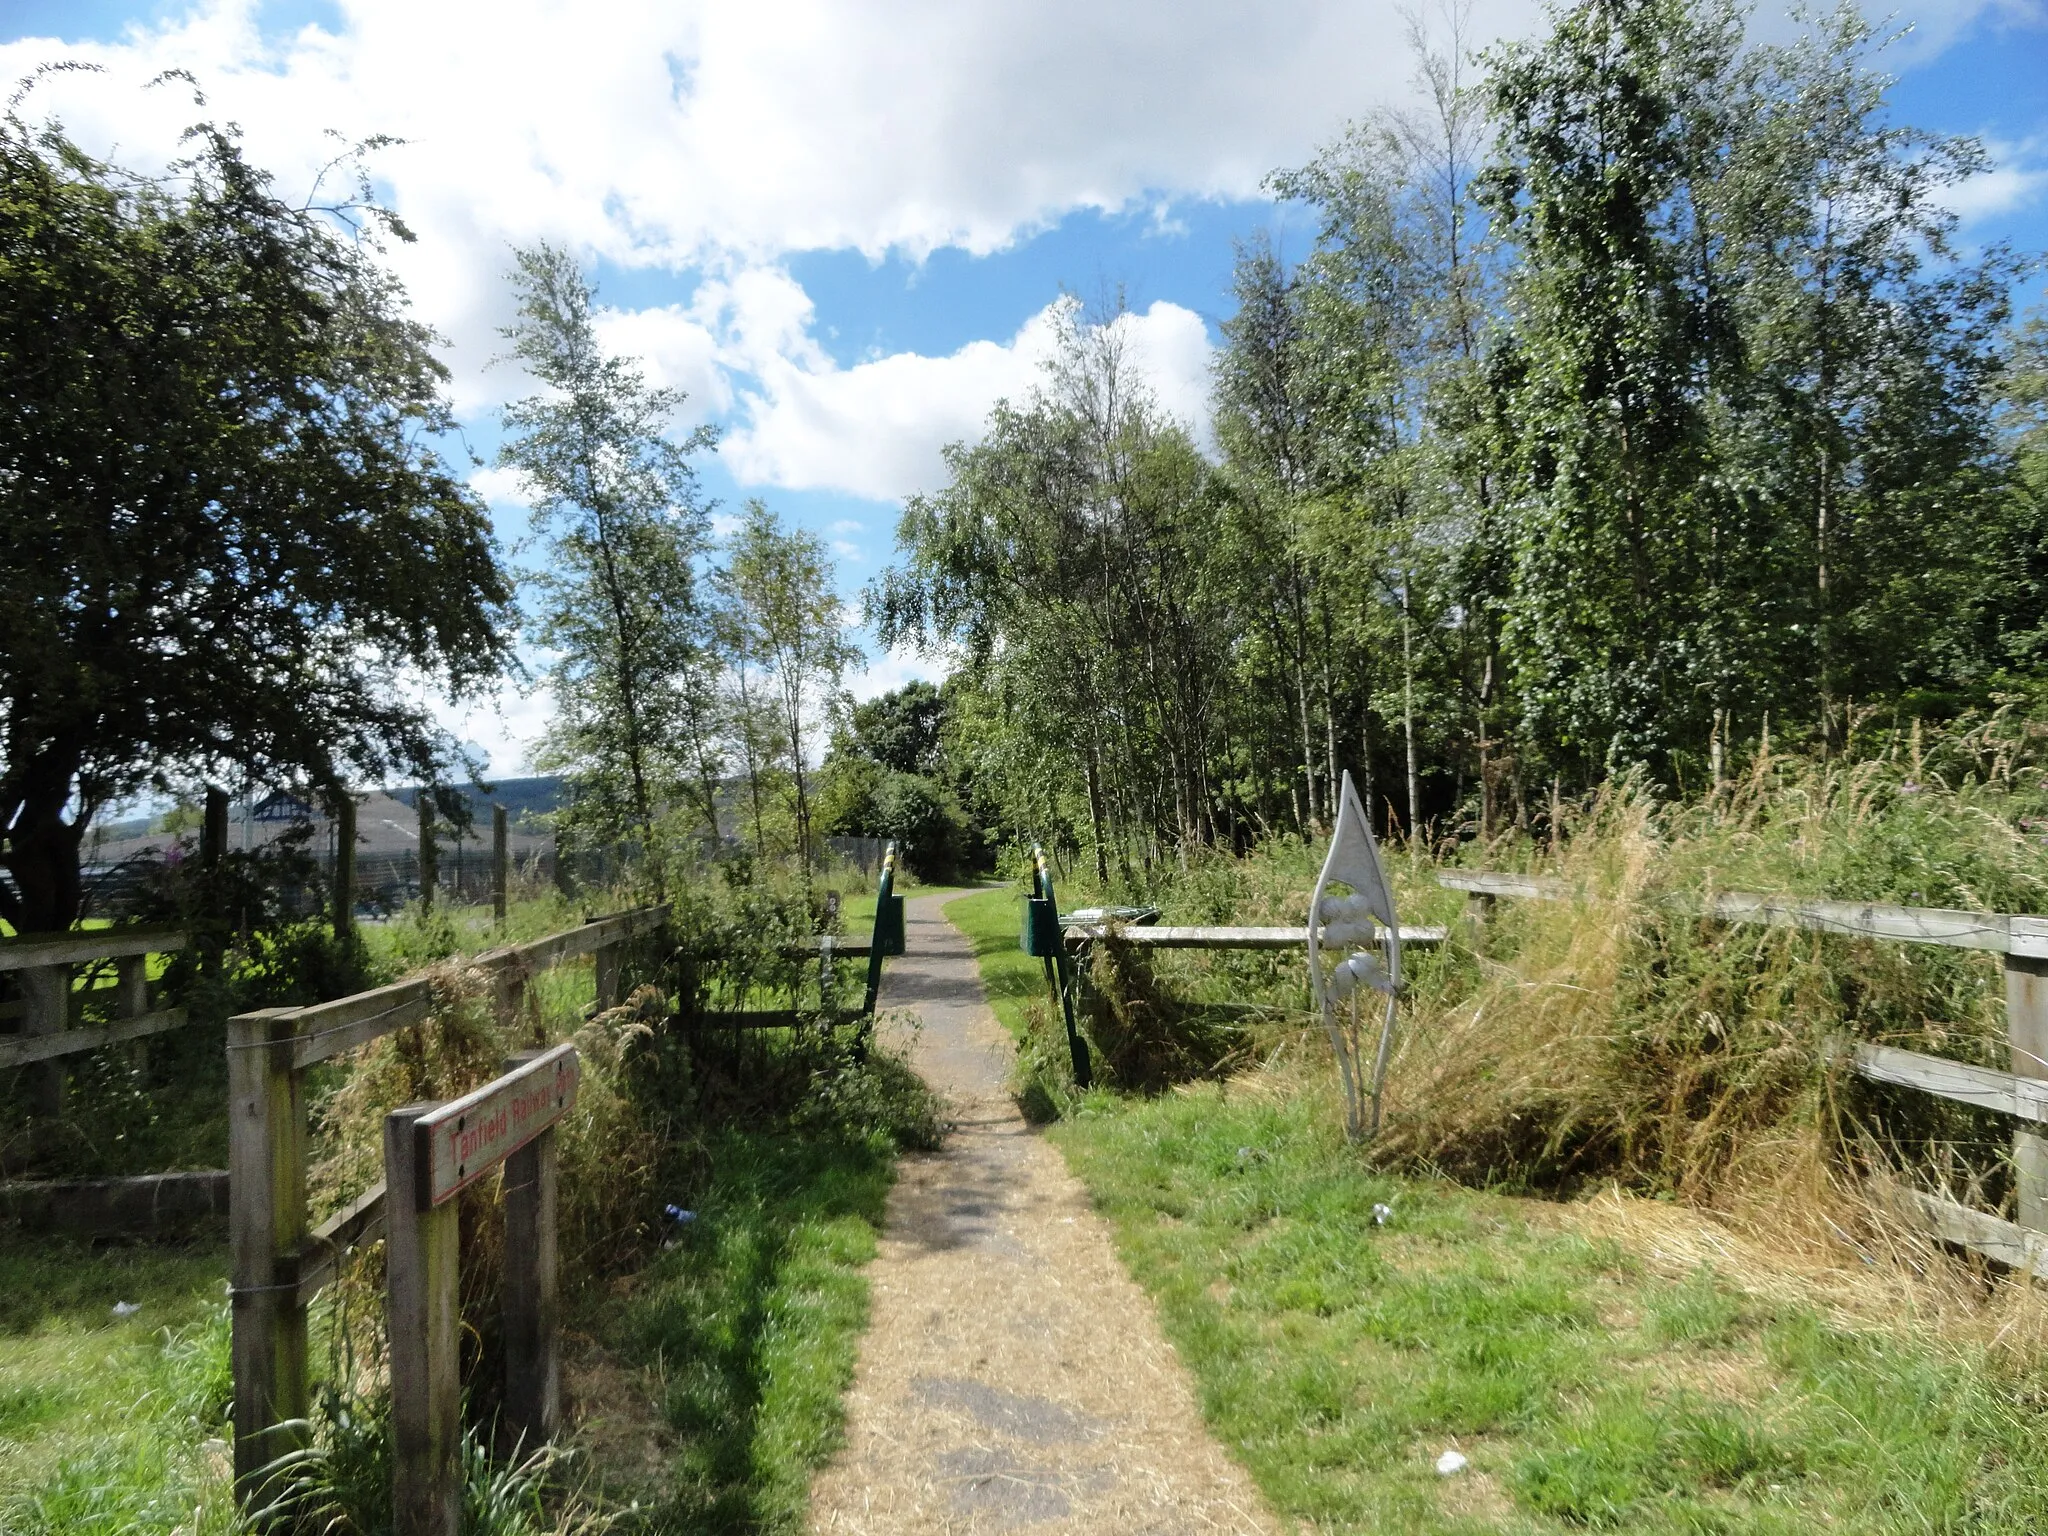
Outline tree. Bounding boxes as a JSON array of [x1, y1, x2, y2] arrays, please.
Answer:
[[720, 501, 860, 881], [847, 681, 947, 777], [0, 100, 512, 933], [498, 244, 717, 885], [877, 297, 1232, 879], [1475, 0, 1741, 778]]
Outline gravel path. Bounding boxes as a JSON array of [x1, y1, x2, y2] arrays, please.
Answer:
[[807, 892, 1279, 1536]]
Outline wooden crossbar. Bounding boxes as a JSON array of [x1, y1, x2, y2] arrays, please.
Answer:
[[1061, 923, 1448, 948], [1437, 869, 2048, 957], [0, 928, 186, 971], [1878, 1182, 2048, 1275], [0, 1007, 188, 1068], [690, 1008, 869, 1030], [296, 1182, 390, 1308], [1847, 1040, 2048, 1125]]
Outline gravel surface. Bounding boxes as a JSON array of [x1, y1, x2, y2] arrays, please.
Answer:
[[807, 893, 1279, 1535]]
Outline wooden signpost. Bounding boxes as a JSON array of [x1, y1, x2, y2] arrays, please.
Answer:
[[385, 1044, 578, 1536]]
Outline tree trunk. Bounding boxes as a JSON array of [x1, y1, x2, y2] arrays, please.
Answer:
[[0, 747, 88, 934], [1402, 592, 1420, 848], [1084, 739, 1109, 885]]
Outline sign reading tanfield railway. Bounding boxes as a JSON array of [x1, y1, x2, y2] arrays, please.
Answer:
[[412, 1043, 579, 1208]]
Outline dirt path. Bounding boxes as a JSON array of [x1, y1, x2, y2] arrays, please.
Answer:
[[808, 893, 1279, 1535]]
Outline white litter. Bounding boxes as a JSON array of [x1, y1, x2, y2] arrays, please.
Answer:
[[111, 1301, 141, 1318], [1435, 1450, 1469, 1476], [1372, 1202, 1393, 1226]]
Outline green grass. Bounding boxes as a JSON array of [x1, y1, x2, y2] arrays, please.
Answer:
[[604, 1126, 894, 1530], [590, 1037, 942, 1533], [940, 887, 1041, 1041], [1044, 1083, 2048, 1533], [0, 1236, 240, 1535]]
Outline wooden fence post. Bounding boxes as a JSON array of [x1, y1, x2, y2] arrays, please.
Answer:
[[493, 805, 509, 928], [334, 796, 358, 939], [1462, 891, 1495, 945], [204, 785, 229, 870], [22, 962, 69, 1118], [594, 935, 621, 1012], [501, 1051, 560, 1451], [385, 1102, 460, 1536], [116, 951, 150, 1075], [418, 794, 437, 915], [228, 1006, 310, 1509], [2009, 954, 2048, 1230]]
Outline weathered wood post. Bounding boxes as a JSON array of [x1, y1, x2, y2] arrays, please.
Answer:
[[334, 795, 358, 939], [388, 1047, 577, 1530], [1463, 891, 1496, 946], [116, 950, 150, 1076], [385, 1102, 460, 1536], [228, 1006, 310, 1509], [2009, 951, 2048, 1230], [203, 785, 230, 870], [417, 793, 437, 915], [501, 1050, 560, 1451], [593, 927, 621, 1012], [493, 804, 509, 928], [21, 962, 69, 1118]]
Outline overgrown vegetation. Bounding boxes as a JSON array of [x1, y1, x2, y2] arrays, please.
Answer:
[[1, 856, 941, 1535], [965, 718, 2048, 1228]]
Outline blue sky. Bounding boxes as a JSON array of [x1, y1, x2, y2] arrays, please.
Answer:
[[3, 0, 2044, 775]]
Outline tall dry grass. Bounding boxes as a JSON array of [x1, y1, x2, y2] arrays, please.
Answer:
[[1043, 712, 2048, 1318], [1379, 720, 2048, 1259]]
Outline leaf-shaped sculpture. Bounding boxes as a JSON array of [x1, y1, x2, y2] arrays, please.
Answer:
[[1309, 770, 1402, 1141]]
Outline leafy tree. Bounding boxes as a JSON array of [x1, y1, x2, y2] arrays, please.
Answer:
[[1475, 0, 1742, 777], [498, 244, 717, 883], [877, 297, 1231, 880], [847, 681, 947, 777], [0, 97, 512, 933], [720, 501, 860, 881]]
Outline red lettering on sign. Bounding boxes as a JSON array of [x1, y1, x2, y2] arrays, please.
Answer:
[[414, 1046, 579, 1208]]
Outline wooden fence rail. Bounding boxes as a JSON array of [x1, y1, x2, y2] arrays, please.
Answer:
[[1060, 923, 1448, 949], [1442, 868, 2048, 1276], [0, 928, 189, 1114], [230, 904, 666, 1510]]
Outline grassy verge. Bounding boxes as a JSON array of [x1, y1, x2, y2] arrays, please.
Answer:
[[577, 1035, 944, 1533], [938, 887, 1040, 1041], [1047, 1082, 2048, 1533], [0, 1237, 237, 1534]]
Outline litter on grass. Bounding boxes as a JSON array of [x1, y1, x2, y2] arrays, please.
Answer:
[[1435, 1450, 1468, 1476], [111, 1301, 141, 1318], [1372, 1202, 1393, 1226]]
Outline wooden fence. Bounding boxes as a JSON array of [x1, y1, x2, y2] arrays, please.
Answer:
[[386, 1043, 578, 1536], [0, 928, 190, 1115], [229, 904, 667, 1509], [1440, 869, 2048, 1273]]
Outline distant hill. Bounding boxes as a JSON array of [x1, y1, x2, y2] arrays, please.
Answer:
[[389, 775, 564, 830], [94, 775, 568, 843]]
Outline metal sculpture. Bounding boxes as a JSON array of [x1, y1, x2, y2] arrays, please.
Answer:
[[1308, 770, 1402, 1141]]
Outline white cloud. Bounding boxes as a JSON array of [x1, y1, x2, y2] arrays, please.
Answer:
[[715, 293, 1214, 501], [467, 464, 533, 511], [4, 0, 2026, 502], [846, 644, 947, 704], [0, 0, 1546, 413], [829, 519, 865, 535], [1941, 137, 2048, 222]]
